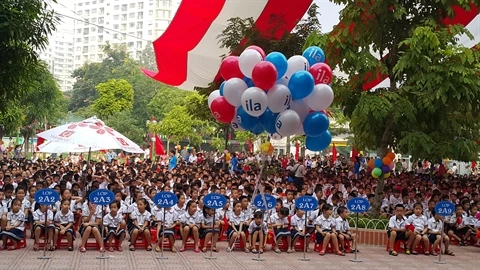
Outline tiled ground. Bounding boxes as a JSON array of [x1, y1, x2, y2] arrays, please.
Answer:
[[1, 239, 478, 270]]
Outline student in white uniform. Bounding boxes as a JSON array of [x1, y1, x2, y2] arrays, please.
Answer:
[[155, 206, 178, 253], [336, 206, 357, 253], [427, 211, 454, 256], [53, 199, 75, 251], [33, 204, 55, 251], [103, 201, 126, 252], [290, 208, 310, 251], [226, 200, 248, 252], [315, 204, 344, 256], [405, 203, 429, 255], [179, 200, 202, 253], [248, 211, 268, 254], [387, 204, 413, 256], [0, 199, 25, 250], [270, 207, 292, 253]]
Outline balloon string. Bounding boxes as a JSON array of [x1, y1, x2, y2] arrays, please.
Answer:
[[250, 154, 276, 243]]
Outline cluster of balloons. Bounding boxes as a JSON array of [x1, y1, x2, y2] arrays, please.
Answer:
[[208, 45, 335, 151], [368, 152, 396, 178]]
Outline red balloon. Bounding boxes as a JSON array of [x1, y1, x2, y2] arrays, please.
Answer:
[[251, 61, 277, 91], [245, 45, 266, 60], [220, 56, 243, 80], [309, 63, 333, 85], [210, 97, 235, 123]]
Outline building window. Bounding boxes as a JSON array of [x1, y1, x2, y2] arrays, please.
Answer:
[[98, 26, 104, 33], [121, 4, 127, 11], [83, 28, 89, 35], [129, 13, 134, 18], [113, 24, 119, 30], [114, 5, 119, 10], [129, 22, 135, 28], [148, 30, 152, 35], [100, 8, 104, 14], [98, 35, 103, 42], [138, 2, 144, 9], [129, 3, 135, 8], [98, 17, 104, 24], [137, 12, 143, 20], [114, 15, 119, 20]]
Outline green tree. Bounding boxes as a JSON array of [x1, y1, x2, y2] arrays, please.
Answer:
[[148, 105, 204, 151], [138, 45, 157, 71], [147, 85, 188, 120], [305, 0, 480, 216], [104, 110, 145, 145], [0, 0, 58, 110], [93, 79, 134, 119]]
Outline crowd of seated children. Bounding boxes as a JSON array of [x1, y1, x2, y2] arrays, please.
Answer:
[[0, 199, 25, 250]]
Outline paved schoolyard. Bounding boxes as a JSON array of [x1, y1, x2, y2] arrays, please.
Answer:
[[1, 240, 477, 270]]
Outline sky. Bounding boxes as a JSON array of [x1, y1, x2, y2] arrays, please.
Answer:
[[313, 0, 344, 33]]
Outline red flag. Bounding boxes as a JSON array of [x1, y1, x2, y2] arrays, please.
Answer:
[[332, 144, 337, 164], [155, 135, 165, 156], [247, 138, 253, 152], [295, 140, 299, 160], [36, 137, 45, 151], [351, 147, 358, 161], [472, 161, 476, 169]]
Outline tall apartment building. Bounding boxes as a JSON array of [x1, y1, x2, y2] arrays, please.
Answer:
[[72, 0, 179, 69], [39, 0, 76, 92], [40, 29, 76, 92]]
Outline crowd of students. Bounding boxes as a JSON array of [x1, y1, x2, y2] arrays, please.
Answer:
[[0, 151, 478, 258]]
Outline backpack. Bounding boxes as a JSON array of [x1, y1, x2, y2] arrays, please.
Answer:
[[288, 164, 300, 178]]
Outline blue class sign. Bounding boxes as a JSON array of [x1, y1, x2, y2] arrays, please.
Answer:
[[253, 194, 276, 210], [88, 189, 115, 206], [347, 197, 370, 213], [34, 188, 60, 205], [153, 191, 178, 208], [434, 201, 455, 217], [203, 193, 227, 210], [295, 196, 319, 211]]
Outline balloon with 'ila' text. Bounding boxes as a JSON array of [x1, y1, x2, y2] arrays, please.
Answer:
[[208, 90, 220, 108], [267, 84, 291, 113], [275, 109, 301, 137], [236, 107, 260, 131], [303, 46, 325, 66], [241, 87, 268, 117], [259, 108, 278, 134], [309, 63, 333, 85], [210, 97, 235, 123], [285, 55, 310, 79]]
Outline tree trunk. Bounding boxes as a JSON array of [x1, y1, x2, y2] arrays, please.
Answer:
[[371, 119, 393, 218], [166, 139, 170, 153], [286, 136, 291, 155]]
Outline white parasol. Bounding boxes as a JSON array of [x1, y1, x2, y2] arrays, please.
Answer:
[[36, 116, 144, 153], [37, 141, 103, 153]]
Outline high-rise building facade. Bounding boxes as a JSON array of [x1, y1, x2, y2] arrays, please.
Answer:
[[72, 0, 179, 69]]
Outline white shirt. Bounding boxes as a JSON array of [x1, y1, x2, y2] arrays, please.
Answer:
[[388, 215, 407, 229], [406, 214, 428, 231], [103, 212, 124, 227], [282, 199, 295, 216], [269, 213, 288, 226], [33, 209, 54, 222], [290, 214, 307, 231], [7, 211, 25, 231], [427, 217, 443, 234], [228, 212, 246, 226], [81, 203, 102, 224], [179, 211, 202, 225], [173, 204, 186, 217], [248, 221, 268, 234], [54, 210, 74, 225], [155, 209, 177, 227], [335, 217, 350, 232], [315, 214, 336, 231], [131, 209, 152, 225]]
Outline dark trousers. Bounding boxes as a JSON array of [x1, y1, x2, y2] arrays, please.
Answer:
[[293, 177, 304, 191]]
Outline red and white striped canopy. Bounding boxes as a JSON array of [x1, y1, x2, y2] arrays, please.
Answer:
[[143, 0, 479, 91]]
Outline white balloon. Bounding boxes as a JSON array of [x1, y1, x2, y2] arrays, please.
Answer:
[[240, 87, 268, 117], [223, 78, 248, 107], [307, 84, 334, 111], [239, 49, 263, 78], [285, 55, 310, 80], [275, 109, 301, 137], [289, 99, 310, 122], [208, 90, 220, 108], [230, 107, 244, 131], [295, 123, 305, 136], [267, 84, 291, 113], [276, 76, 289, 86], [269, 133, 283, 140]]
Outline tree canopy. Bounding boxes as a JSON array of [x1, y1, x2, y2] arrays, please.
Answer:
[[305, 0, 480, 216], [0, 0, 58, 111], [93, 79, 134, 119]]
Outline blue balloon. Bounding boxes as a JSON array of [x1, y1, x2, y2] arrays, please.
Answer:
[[305, 131, 332, 151], [265, 52, 288, 80], [251, 124, 265, 135], [219, 81, 226, 96], [374, 158, 383, 168], [259, 109, 279, 134], [243, 77, 254, 88], [304, 112, 329, 137], [236, 107, 260, 131], [302, 46, 325, 66], [288, 71, 314, 100]]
